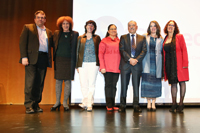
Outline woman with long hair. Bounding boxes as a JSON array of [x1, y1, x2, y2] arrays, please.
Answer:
[[163, 20, 189, 112], [141, 20, 163, 111]]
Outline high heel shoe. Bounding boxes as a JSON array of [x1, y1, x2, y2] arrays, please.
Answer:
[[50, 104, 61, 111], [169, 104, 177, 112], [147, 100, 152, 112], [177, 104, 184, 112], [147, 108, 151, 111], [151, 108, 156, 112]]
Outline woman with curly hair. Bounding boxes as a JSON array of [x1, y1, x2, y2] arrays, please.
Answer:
[[51, 16, 79, 111]]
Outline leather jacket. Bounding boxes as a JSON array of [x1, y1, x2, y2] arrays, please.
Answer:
[[76, 34, 101, 68]]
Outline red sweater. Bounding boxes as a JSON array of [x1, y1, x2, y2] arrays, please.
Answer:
[[98, 37, 121, 73]]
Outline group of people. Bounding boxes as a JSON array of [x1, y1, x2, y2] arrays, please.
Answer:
[[19, 10, 189, 114]]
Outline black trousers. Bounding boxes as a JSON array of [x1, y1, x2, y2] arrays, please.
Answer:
[[103, 72, 119, 108], [24, 53, 48, 108], [120, 67, 142, 107]]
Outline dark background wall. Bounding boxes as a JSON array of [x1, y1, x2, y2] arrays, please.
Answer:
[[0, 0, 73, 104]]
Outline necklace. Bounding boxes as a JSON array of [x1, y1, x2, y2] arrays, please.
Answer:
[[65, 35, 67, 38]]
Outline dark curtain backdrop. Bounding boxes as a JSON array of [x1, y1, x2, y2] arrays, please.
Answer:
[[0, 0, 73, 104]]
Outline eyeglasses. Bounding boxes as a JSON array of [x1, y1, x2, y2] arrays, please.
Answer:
[[168, 24, 175, 27], [109, 28, 117, 30], [36, 17, 45, 20]]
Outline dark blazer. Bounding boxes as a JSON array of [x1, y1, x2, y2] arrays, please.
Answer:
[[119, 33, 147, 71], [19, 24, 53, 67], [53, 30, 79, 80], [76, 34, 101, 68]]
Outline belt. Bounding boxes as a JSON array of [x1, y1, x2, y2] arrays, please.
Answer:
[[38, 51, 48, 55]]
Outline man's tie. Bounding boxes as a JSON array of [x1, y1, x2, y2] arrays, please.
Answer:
[[131, 34, 136, 57]]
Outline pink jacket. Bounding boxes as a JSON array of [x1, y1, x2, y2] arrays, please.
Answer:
[[98, 37, 121, 73]]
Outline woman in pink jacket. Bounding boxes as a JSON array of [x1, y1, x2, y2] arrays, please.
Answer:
[[99, 24, 121, 111], [163, 20, 189, 113]]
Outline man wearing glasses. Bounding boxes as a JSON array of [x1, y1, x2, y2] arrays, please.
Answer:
[[19, 10, 53, 114]]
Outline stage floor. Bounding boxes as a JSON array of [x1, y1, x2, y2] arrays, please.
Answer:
[[0, 105, 199, 133]]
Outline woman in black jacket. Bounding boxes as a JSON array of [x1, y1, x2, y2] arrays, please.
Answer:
[[51, 16, 79, 111]]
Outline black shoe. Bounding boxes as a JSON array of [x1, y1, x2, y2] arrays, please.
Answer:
[[147, 108, 151, 111], [64, 107, 69, 111], [134, 106, 142, 112], [51, 104, 61, 111], [35, 106, 43, 112], [118, 107, 126, 112], [177, 104, 184, 113], [26, 108, 35, 114], [151, 108, 156, 112], [169, 104, 178, 112]]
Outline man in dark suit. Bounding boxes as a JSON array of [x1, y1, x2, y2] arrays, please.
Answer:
[[119, 21, 147, 112], [19, 10, 53, 114]]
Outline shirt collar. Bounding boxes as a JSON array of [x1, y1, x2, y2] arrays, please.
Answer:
[[129, 33, 136, 37], [36, 25, 46, 31]]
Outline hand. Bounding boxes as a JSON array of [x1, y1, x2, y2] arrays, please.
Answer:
[[101, 69, 106, 74], [129, 58, 138, 66], [77, 68, 79, 73], [22, 58, 29, 66]]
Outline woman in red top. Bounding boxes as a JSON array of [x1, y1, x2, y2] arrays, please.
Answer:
[[99, 24, 121, 111], [163, 20, 189, 113]]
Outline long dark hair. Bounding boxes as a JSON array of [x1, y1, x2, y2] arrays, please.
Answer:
[[147, 20, 161, 38], [84, 20, 97, 35], [164, 20, 180, 36], [105, 24, 117, 37]]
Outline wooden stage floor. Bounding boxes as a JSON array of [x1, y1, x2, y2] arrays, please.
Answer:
[[0, 105, 199, 133]]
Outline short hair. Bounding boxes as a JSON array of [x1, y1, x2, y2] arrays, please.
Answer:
[[164, 20, 180, 36], [34, 10, 46, 19], [105, 24, 117, 37], [56, 16, 73, 31], [128, 20, 137, 26], [147, 20, 161, 38], [84, 20, 97, 35]]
